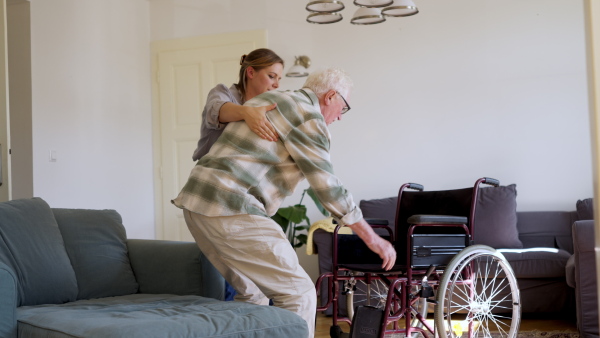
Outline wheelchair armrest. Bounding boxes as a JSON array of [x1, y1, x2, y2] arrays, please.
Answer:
[[331, 218, 389, 226], [407, 214, 467, 225], [365, 218, 388, 226]]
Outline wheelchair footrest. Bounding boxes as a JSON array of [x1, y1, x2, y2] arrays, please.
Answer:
[[349, 306, 384, 338]]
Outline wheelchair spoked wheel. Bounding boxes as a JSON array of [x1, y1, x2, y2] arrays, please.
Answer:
[[344, 273, 427, 334], [434, 245, 521, 338]]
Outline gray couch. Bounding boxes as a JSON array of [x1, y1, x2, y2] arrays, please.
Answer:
[[570, 220, 597, 338], [567, 198, 598, 338], [314, 184, 577, 316], [0, 197, 307, 337]]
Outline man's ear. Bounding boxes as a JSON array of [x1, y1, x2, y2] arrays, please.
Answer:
[[324, 89, 337, 105]]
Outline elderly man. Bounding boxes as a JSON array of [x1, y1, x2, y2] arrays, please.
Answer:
[[172, 67, 396, 337]]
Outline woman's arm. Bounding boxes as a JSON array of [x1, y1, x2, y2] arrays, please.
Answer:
[[218, 102, 279, 141]]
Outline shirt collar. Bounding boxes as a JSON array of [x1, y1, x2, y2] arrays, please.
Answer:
[[299, 88, 319, 106]]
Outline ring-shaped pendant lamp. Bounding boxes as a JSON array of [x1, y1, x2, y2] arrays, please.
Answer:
[[353, 0, 393, 8], [350, 7, 386, 25], [306, 0, 345, 13], [381, 0, 419, 17], [307, 12, 343, 24]]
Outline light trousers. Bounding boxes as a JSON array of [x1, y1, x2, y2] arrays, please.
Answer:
[[183, 210, 316, 338]]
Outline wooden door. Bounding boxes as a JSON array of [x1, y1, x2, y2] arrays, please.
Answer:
[[151, 30, 267, 240]]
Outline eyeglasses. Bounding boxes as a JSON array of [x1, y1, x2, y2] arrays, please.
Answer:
[[336, 91, 351, 114]]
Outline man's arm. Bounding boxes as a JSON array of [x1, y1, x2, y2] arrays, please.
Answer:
[[346, 219, 397, 270]]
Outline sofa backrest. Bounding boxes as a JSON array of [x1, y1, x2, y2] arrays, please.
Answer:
[[52, 208, 139, 300], [516, 211, 578, 253], [0, 197, 140, 307], [0, 198, 78, 306]]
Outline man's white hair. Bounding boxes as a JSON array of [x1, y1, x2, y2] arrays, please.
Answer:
[[302, 67, 354, 99]]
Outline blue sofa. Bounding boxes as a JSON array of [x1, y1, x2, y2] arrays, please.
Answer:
[[0, 197, 307, 337]]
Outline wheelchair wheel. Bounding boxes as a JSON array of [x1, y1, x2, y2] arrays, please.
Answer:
[[434, 245, 521, 338], [345, 274, 427, 332]]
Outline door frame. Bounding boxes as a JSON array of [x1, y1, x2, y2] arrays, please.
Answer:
[[0, 0, 10, 202]]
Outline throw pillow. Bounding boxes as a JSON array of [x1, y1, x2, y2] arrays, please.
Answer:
[[576, 198, 594, 220], [473, 184, 523, 249], [0, 198, 78, 306], [53, 208, 139, 300], [359, 196, 397, 227]]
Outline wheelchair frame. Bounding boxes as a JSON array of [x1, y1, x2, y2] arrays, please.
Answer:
[[315, 177, 521, 338]]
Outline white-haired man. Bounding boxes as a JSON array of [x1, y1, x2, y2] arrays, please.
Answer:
[[172, 68, 396, 337]]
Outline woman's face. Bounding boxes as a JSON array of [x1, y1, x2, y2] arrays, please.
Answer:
[[246, 63, 283, 95]]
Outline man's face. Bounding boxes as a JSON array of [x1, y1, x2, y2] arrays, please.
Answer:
[[322, 91, 350, 126]]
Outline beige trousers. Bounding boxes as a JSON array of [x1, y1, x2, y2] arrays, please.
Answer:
[[183, 210, 316, 338]]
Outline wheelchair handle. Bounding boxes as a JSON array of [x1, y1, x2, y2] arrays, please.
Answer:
[[482, 177, 500, 187], [406, 183, 424, 191]]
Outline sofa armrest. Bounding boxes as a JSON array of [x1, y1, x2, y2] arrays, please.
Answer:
[[0, 262, 17, 338], [572, 220, 599, 337], [127, 239, 224, 301]]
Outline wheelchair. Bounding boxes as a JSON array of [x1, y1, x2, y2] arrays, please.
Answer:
[[315, 177, 521, 338]]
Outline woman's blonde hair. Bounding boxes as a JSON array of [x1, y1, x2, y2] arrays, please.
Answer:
[[237, 48, 284, 100], [302, 67, 353, 99]]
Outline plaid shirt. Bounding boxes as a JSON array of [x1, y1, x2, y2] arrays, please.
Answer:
[[172, 88, 363, 226]]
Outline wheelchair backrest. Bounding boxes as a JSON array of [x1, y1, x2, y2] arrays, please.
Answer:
[[394, 187, 478, 266]]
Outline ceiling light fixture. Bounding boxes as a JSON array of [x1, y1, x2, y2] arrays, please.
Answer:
[[306, 0, 418, 25], [286, 56, 311, 78], [381, 0, 419, 17]]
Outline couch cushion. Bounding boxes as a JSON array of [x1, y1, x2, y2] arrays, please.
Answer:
[[516, 211, 577, 253], [473, 184, 523, 249], [499, 248, 571, 278], [359, 196, 397, 229], [53, 208, 139, 300], [17, 294, 308, 338], [0, 198, 78, 306], [576, 198, 594, 220]]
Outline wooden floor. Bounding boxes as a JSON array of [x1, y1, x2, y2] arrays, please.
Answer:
[[314, 312, 578, 337]]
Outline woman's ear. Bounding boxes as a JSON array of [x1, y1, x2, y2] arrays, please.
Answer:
[[246, 66, 255, 79]]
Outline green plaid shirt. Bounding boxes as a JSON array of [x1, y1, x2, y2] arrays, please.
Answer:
[[172, 88, 363, 226]]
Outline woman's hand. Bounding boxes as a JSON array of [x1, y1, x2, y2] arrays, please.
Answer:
[[243, 103, 279, 141]]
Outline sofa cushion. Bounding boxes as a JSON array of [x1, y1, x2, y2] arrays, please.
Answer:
[[499, 248, 571, 278], [17, 294, 308, 337], [516, 211, 577, 253], [576, 198, 594, 220], [53, 208, 139, 300], [473, 184, 523, 249], [0, 198, 78, 306]]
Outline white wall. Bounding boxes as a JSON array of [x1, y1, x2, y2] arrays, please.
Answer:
[[149, 0, 591, 210], [22, 0, 590, 253], [30, 0, 155, 238]]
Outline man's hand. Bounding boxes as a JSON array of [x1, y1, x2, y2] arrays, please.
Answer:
[[244, 103, 279, 141], [346, 219, 397, 270], [364, 234, 396, 270]]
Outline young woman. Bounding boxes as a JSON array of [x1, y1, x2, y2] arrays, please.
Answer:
[[192, 48, 284, 161]]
